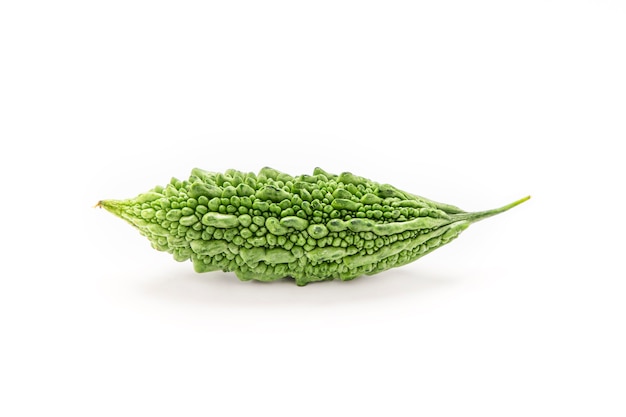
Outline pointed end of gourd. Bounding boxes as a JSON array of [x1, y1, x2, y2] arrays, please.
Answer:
[[492, 195, 531, 213], [509, 195, 531, 207], [95, 199, 111, 210], [95, 199, 124, 217], [457, 195, 530, 224]]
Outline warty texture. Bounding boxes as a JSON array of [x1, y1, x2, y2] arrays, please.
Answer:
[[98, 167, 529, 285]]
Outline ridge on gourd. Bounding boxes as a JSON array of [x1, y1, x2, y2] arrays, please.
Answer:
[[97, 167, 529, 286]]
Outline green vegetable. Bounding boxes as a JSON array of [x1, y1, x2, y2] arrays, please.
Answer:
[[98, 167, 529, 285]]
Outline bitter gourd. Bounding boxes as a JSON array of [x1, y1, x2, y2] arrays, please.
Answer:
[[98, 167, 528, 285]]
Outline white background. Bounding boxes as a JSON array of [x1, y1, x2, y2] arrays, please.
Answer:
[[1, 1, 625, 416]]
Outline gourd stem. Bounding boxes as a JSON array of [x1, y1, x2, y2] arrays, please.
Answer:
[[454, 196, 530, 224]]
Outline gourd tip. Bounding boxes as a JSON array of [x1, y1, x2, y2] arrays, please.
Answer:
[[514, 195, 531, 206], [455, 195, 531, 223], [498, 195, 531, 213]]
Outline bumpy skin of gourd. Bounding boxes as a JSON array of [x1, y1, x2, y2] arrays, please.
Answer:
[[99, 167, 528, 286]]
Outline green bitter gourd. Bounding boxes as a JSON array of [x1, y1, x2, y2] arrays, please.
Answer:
[[98, 167, 528, 285]]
